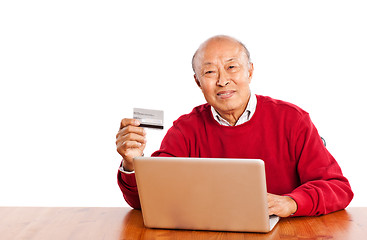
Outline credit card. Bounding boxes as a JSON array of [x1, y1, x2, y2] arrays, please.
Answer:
[[133, 108, 164, 129]]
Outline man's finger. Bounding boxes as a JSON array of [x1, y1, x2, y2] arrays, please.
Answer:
[[267, 193, 275, 207], [120, 118, 140, 130], [267, 193, 297, 217], [268, 207, 275, 216], [117, 140, 143, 153], [116, 132, 146, 145], [117, 125, 146, 139]]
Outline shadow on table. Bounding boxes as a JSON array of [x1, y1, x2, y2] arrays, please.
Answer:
[[118, 209, 282, 240]]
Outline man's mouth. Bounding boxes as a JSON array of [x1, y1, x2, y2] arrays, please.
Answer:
[[217, 90, 235, 99]]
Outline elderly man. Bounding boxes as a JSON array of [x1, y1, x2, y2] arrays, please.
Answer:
[[116, 35, 353, 217]]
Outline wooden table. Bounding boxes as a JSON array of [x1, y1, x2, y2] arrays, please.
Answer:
[[0, 207, 366, 240]]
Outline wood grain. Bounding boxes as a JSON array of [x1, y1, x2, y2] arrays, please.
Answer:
[[0, 207, 365, 240]]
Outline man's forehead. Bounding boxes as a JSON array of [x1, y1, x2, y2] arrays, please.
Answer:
[[202, 57, 240, 66], [197, 46, 247, 65]]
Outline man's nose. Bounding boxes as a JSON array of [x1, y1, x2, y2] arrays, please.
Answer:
[[217, 69, 230, 87]]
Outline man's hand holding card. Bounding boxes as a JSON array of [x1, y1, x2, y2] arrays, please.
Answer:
[[116, 108, 164, 172]]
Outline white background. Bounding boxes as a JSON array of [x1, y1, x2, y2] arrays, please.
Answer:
[[1, 0, 366, 207]]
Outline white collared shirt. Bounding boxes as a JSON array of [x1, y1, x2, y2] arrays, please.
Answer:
[[211, 92, 257, 126]]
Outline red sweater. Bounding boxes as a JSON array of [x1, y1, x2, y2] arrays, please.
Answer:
[[118, 95, 353, 216]]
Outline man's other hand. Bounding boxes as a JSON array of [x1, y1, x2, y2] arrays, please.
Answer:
[[116, 118, 146, 172], [267, 193, 298, 217]]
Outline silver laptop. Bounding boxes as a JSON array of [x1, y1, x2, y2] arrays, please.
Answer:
[[133, 157, 279, 232]]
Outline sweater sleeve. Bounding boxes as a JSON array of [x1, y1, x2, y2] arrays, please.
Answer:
[[151, 123, 189, 157], [117, 124, 188, 209], [117, 164, 141, 209], [286, 113, 354, 216]]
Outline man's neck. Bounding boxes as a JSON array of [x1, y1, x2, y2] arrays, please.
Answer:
[[213, 93, 252, 126], [216, 109, 246, 126]]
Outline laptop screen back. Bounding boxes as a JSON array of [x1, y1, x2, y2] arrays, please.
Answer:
[[134, 157, 277, 232]]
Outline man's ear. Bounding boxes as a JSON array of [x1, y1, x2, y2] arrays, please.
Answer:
[[194, 74, 202, 88], [248, 62, 254, 83]]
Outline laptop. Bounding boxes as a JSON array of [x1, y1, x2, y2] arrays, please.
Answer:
[[133, 157, 279, 232]]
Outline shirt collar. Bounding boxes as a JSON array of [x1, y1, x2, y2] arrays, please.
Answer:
[[211, 92, 257, 126]]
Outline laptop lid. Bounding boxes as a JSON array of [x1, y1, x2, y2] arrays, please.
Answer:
[[133, 157, 279, 232]]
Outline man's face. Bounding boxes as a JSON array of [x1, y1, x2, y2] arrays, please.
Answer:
[[194, 38, 253, 118]]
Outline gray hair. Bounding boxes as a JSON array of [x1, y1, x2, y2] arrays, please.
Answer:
[[191, 35, 252, 74]]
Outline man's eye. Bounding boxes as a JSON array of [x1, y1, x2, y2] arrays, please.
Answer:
[[228, 65, 236, 69], [205, 71, 214, 74]]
